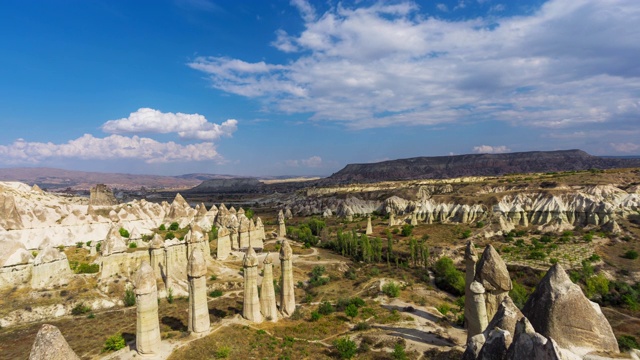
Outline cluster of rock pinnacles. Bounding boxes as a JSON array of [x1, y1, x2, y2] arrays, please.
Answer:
[[463, 241, 620, 360], [27, 211, 296, 359]]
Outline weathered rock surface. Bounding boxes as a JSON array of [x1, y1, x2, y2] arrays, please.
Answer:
[[521, 264, 619, 355], [260, 253, 278, 322], [505, 317, 563, 360], [242, 246, 262, 323], [474, 245, 512, 320], [89, 184, 117, 206], [134, 261, 161, 355], [28, 324, 80, 360], [279, 240, 295, 317], [188, 247, 210, 334], [31, 247, 72, 289]]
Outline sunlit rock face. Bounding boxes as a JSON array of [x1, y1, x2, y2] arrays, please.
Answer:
[[28, 324, 80, 360]]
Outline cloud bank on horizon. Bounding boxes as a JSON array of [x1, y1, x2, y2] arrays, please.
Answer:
[[189, 0, 639, 145], [0, 108, 236, 164], [0, 0, 638, 175]]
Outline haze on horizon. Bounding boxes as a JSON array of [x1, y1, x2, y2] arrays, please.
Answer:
[[0, 0, 638, 177]]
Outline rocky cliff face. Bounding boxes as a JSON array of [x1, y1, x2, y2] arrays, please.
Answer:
[[326, 150, 640, 183], [289, 184, 640, 234]]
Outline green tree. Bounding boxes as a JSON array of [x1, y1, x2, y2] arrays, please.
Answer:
[[345, 303, 358, 321], [169, 222, 179, 231], [392, 343, 408, 360], [401, 224, 413, 237], [433, 257, 465, 296], [123, 288, 135, 307], [103, 334, 125, 352], [333, 337, 357, 359], [119, 227, 130, 238], [382, 281, 401, 298]]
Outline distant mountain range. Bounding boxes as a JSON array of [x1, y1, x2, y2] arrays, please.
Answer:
[[324, 149, 640, 183]]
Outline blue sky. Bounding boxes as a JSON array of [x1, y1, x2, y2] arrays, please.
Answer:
[[0, 0, 638, 176]]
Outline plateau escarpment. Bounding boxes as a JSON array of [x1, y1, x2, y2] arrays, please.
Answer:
[[326, 150, 640, 183]]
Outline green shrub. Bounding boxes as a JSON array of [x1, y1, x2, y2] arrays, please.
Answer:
[[71, 303, 91, 316], [528, 250, 546, 260], [476, 221, 485, 228], [76, 242, 83, 248], [169, 222, 179, 231], [96, 242, 101, 253], [318, 301, 335, 315], [350, 297, 365, 308], [585, 274, 609, 299], [209, 274, 217, 281], [165, 232, 175, 240], [119, 228, 130, 238], [86, 241, 92, 246], [75, 263, 99, 274], [215, 345, 231, 358], [353, 322, 371, 331], [433, 257, 465, 296], [623, 250, 639, 260], [617, 335, 640, 351], [123, 288, 135, 307], [345, 304, 358, 321], [333, 337, 357, 359], [436, 303, 450, 315], [401, 224, 413, 237], [510, 281, 530, 309], [128, 242, 137, 249], [392, 343, 408, 360], [310, 311, 321, 322], [382, 281, 400, 298], [103, 334, 125, 352], [461, 230, 472, 239], [159, 224, 166, 231], [167, 287, 174, 304], [209, 289, 223, 298]]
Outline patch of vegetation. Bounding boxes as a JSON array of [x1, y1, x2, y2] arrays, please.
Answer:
[[209, 289, 223, 298], [382, 281, 401, 298], [509, 281, 531, 309], [169, 222, 180, 231], [102, 334, 125, 352], [119, 227, 130, 238], [159, 224, 166, 231], [123, 288, 136, 307], [75, 263, 99, 274], [165, 232, 175, 240], [333, 337, 357, 359], [433, 257, 465, 296], [71, 303, 91, 316], [392, 343, 408, 360], [623, 250, 639, 260], [401, 224, 413, 237], [167, 287, 174, 304], [215, 345, 231, 358], [318, 301, 335, 315], [128, 242, 137, 249], [309, 265, 330, 287], [618, 335, 640, 351]]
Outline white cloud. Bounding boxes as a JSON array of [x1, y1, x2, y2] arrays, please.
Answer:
[[473, 145, 511, 154], [285, 156, 323, 167], [610, 142, 640, 153], [188, 0, 640, 132], [0, 134, 224, 164], [436, 3, 448, 12], [101, 108, 237, 141]]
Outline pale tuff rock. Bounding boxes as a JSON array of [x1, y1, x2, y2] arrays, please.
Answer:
[[229, 206, 237, 216], [237, 207, 245, 217], [31, 184, 44, 194], [28, 324, 80, 360], [242, 246, 262, 323], [284, 208, 293, 219], [216, 226, 231, 260], [163, 239, 189, 293], [410, 210, 418, 226], [477, 328, 510, 360], [505, 317, 563, 360], [134, 261, 161, 355], [462, 334, 486, 360], [344, 207, 354, 222], [0, 191, 24, 230], [365, 215, 373, 235], [469, 281, 489, 339], [277, 210, 287, 239], [279, 239, 295, 317], [89, 184, 117, 206], [474, 245, 512, 321], [322, 208, 332, 218], [465, 241, 482, 339], [260, 254, 279, 322], [521, 264, 619, 355], [0, 239, 34, 267], [31, 247, 72, 289], [166, 193, 194, 227], [486, 297, 524, 345], [388, 211, 396, 227], [101, 225, 127, 256], [188, 247, 210, 334], [149, 234, 165, 282]]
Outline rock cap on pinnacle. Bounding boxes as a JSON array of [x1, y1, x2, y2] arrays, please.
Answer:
[[263, 252, 273, 264], [279, 239, 292, 260], [134, 261, 156, 295], [243, 246, 258, 267], [475, 244, 512, 292], [28, 324, 80, 360], [188, 247, 207, 277]]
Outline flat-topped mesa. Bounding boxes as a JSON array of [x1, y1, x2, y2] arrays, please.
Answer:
[[242, 246, 262, 323], [133, 261, 161, 356], [89, 184, 117, 206], [260, 253, 279, 322], [474, 244, 512, 320], [188, 247, 210, 334], [28, 324, 80, 360], [279, 240, 295, 317], [277, 210, 286, 239], [101, 225, 127, 256], [31, 246, 72, 289], [521, 263, 619, 355]]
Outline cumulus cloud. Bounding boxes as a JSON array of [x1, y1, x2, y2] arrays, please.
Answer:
[[188, 0, 640, 131], [610, 143, 640, 153], [0, 134, 223, 164], [101, 108, 237, 141], [285, 156, 323, 167], [473, 145, 511, 154]]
